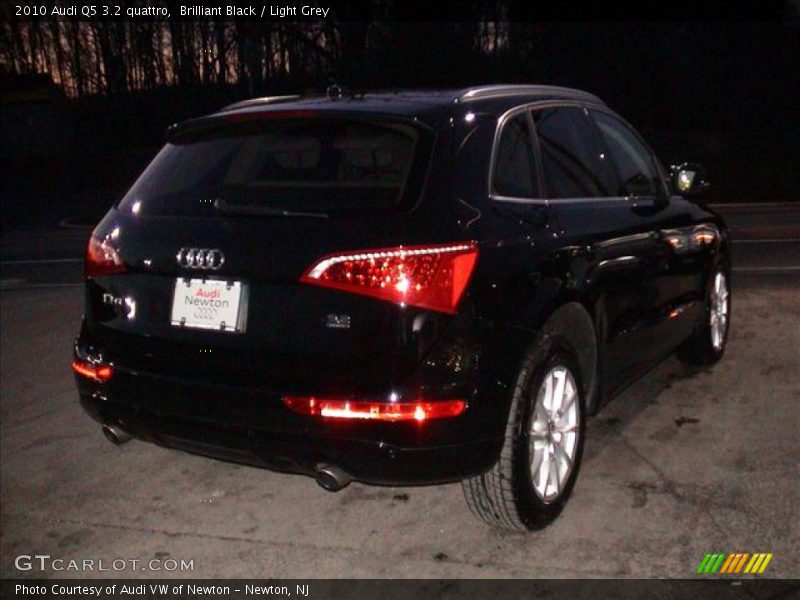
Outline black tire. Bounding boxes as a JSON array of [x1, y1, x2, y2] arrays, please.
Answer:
[[462, 335, 586, 531], [677, 266, 731, 367]]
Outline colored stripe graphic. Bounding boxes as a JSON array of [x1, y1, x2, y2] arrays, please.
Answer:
[[734, 553, 749, 573], [698, 553, 727, 573], [697, 554, 712, 573], [708, 553, 719, 573], [700, 552, 774, 575], [720, 553, 741, 573], [758, 554, 773, 573], [745, 554, 761, 573], [722, 553, 734, 573], [744, 553, 774, 574], [719, 554, 736, 573], [710, 553, 726, 573]]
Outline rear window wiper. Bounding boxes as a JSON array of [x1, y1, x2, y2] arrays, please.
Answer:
[[214, 198, 329, 219]]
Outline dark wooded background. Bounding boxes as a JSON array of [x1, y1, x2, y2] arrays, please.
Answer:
[[2, 12, 798, 228]]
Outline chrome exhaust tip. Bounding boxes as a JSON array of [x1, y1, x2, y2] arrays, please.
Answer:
[[315, 464, 351, 492], [102, 424, 132, 445]]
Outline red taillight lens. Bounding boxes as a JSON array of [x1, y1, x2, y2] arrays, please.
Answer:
[[301, 243, 478, 314], [72, 359, 114, 383], [85, 235, 125, 277], [283, 396, 466, 422]]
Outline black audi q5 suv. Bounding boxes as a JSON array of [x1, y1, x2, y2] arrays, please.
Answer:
[[74, 85, 730, 530]]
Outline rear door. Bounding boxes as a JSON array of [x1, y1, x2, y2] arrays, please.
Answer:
[[532, 105, 663, 391]]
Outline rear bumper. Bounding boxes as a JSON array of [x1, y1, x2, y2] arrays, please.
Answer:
[[79, 389, 498, 485], [74, 324, 506, 485]]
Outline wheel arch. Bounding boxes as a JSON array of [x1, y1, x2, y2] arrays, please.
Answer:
[[539, 302, 599, 415]]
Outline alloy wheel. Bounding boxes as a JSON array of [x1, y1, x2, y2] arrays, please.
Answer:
[[710, 271, 729, 350], [529, 365, 580, 503]]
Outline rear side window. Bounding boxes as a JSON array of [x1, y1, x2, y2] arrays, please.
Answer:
[[118, 119, 420, 216], [590, 110, 664, 197], [492, 113, 538, 198], [532, 107, 616, 199]]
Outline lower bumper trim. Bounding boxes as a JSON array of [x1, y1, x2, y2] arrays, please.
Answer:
[[79, 393, 500, 486]]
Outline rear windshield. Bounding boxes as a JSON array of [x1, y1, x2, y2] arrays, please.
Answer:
[[118, 119, 421, 217]]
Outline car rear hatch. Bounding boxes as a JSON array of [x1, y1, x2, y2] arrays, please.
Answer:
[[82, 111, 474, 396]]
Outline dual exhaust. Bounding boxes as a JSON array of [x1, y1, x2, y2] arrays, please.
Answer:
[[314, 464, 351, 492], [102, 424, 132, 445], [100, 426, 351, 491]]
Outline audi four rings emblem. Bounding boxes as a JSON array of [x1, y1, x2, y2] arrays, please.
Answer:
[[176, 248, 225, 270]]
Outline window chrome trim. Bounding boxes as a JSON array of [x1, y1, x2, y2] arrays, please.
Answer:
[[488, 107, 543, 203], [539, 196, 632, 205], [488, 100, 622, 206], [488, 194, 633, 206], [490, 194, 550, 206]]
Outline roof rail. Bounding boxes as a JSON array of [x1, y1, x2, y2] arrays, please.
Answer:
[[219, 95, 302, 112], [458, 85, 603, 104]]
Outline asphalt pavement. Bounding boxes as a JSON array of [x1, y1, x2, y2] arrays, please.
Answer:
[[0, 203, 798, 579]]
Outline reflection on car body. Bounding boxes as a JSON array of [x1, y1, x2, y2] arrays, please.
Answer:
[[73, 85, 730, 530]]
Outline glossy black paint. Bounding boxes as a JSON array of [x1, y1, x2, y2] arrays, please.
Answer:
[[74, 86, 729, 485]]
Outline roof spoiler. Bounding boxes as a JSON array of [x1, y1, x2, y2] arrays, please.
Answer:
[[218, 95, 302, 112], [458, 85, 603, 105]]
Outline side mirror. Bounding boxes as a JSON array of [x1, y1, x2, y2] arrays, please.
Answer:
[[670, 163, 710, 197]]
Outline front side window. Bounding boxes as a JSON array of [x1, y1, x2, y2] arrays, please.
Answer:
[[532, 107, 616, 199], [492, 113, 538, 198], [590, 111, 663, 197]]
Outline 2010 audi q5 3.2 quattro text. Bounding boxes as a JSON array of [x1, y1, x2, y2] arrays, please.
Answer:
[[73, 85, 730, 530]]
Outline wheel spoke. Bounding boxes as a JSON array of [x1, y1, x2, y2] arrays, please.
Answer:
[[530, 430, 548, 442], [555, 442, 573, 473], [531, 402, 548, 436], [543, 372, 554, 412], [538, 449, 551, 492], [709, 273, 729, 351], [556, 421, 578, 434], [560, 386, 577, 415], [552, 369, 566, 413], [530, 447, 544, 480], [547, 453, 560, 496]]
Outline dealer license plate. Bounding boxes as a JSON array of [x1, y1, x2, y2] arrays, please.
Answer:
[[170, 278, 246, 333]]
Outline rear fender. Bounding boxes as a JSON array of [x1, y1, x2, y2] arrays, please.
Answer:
[[539, 302, 599, 414]]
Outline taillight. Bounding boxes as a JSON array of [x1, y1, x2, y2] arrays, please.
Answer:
[[283, 396, 466, 422], [85, 235, 125, 277], [72, 359, 114, 383], [301, 243, 478, 314]]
